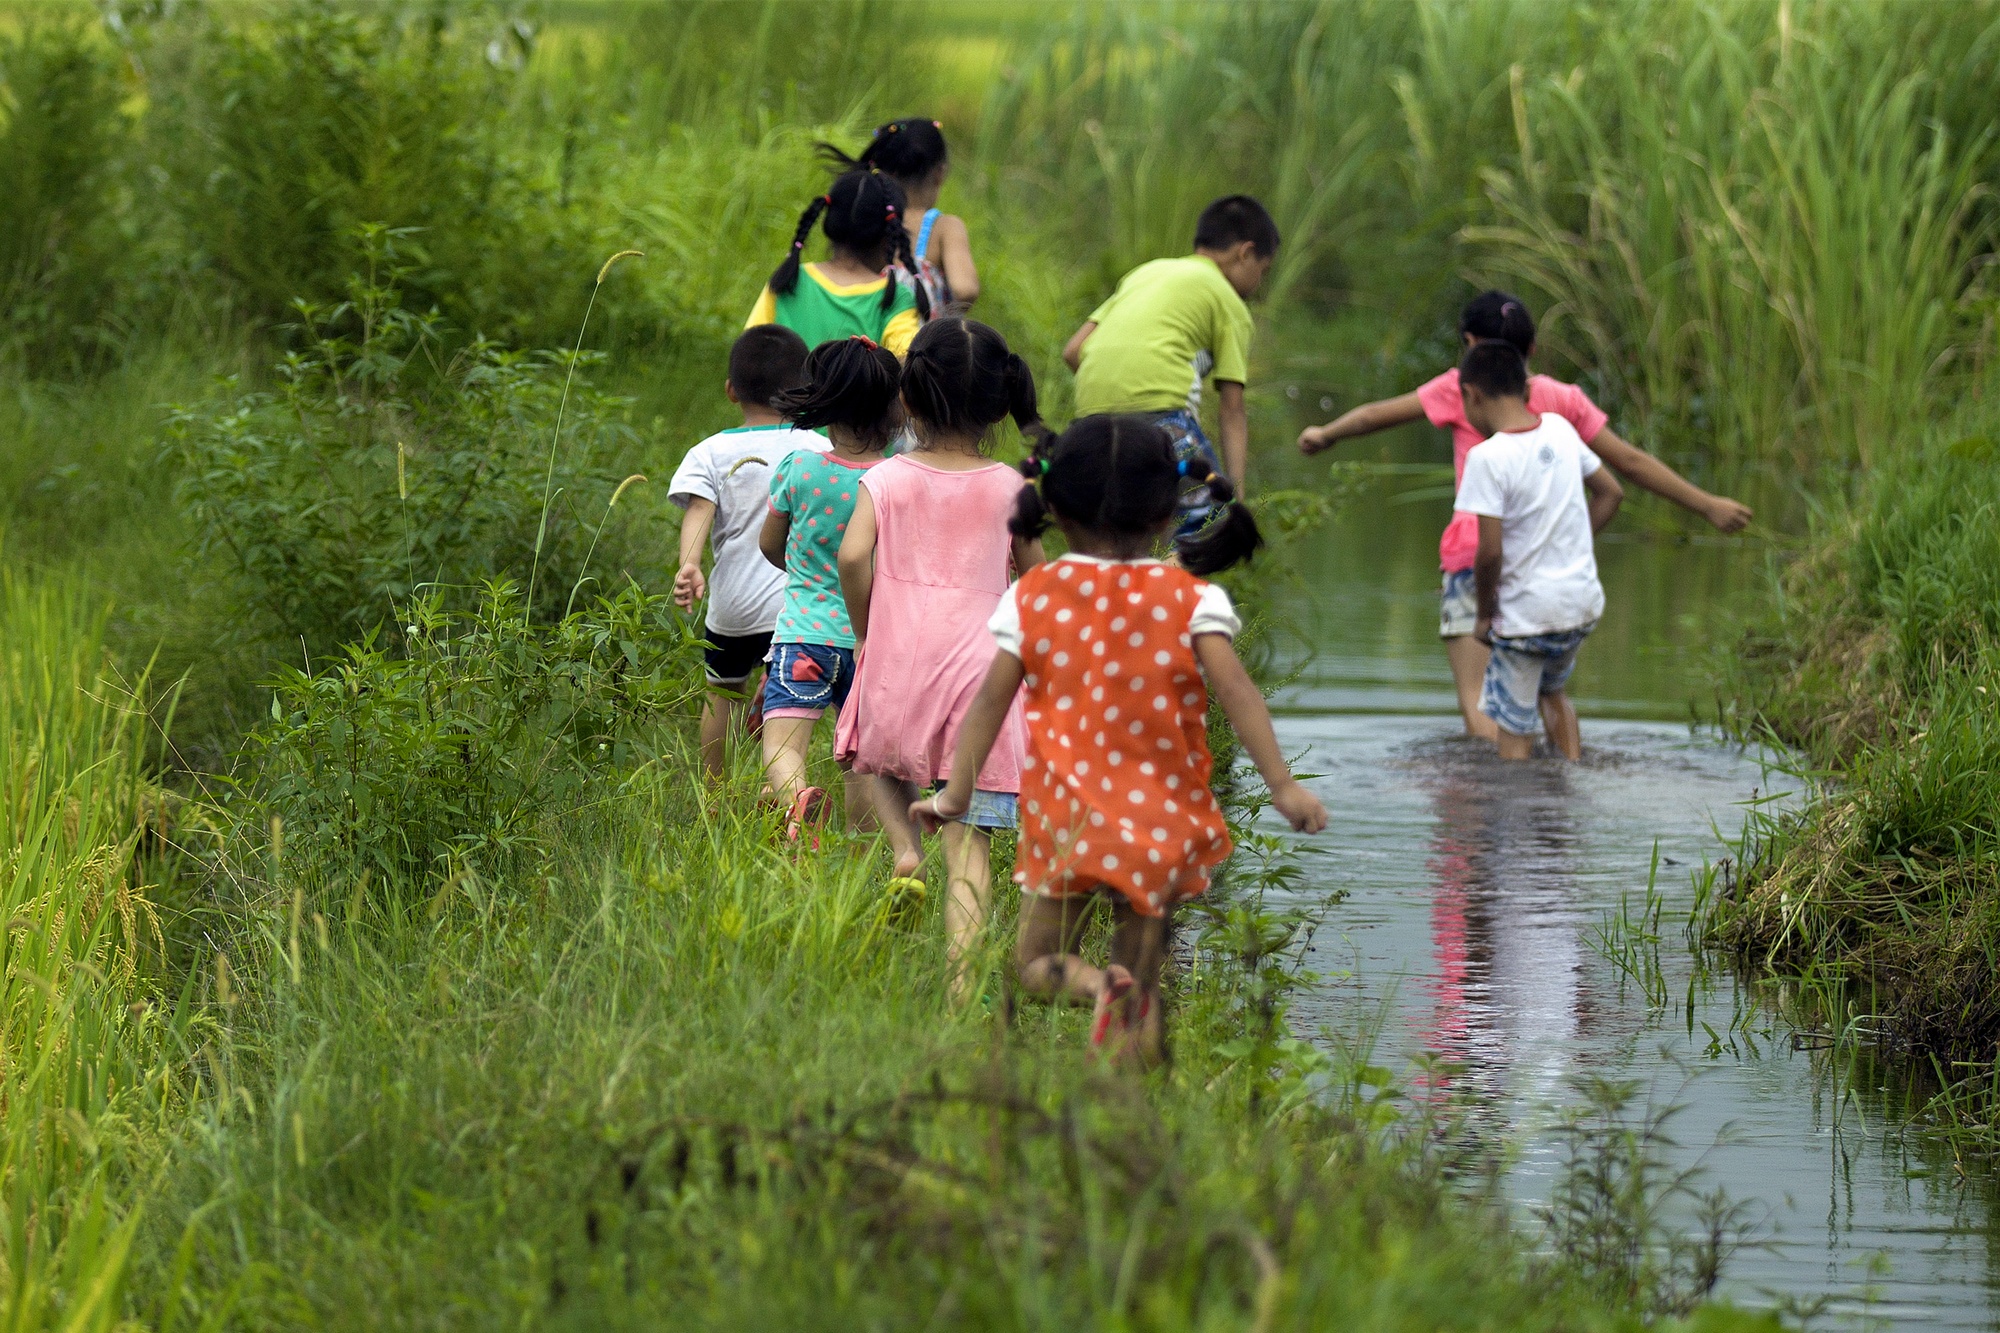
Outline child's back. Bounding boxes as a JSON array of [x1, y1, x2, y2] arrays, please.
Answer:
[[1455, 412, 1604, 637], [670, 425, 828, 635], [1072, 254, 1251, 419]]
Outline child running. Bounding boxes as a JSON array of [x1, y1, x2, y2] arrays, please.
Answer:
[[912, 415, 1329, 1065], [1453, 343, 1624, 760], [832, 117, 977, 314], [670, 325, 820, 782], [756, 336, 901, 837], [747, 169, 929, 358], [1296, 291, 1753, 738], [835, 316, 1046, 999], [1062, 195, 1278, 538]]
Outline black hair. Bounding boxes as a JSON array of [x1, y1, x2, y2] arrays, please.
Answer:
[[900, 315, 1052, 454], [1459, 340, 1529, 400], [1009, 414, 1264, 577], [726, 325, 809, 408], [772, 336, 903, 449], [768, 169, 931, 320], [1459, 290, 1536, 356], [1193, 195, 1280, 258], [848, 117, 948, 186]]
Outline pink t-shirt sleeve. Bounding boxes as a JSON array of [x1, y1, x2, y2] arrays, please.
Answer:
[[1415, 369, 1466, 431], [1539, 378, 1609, 444]]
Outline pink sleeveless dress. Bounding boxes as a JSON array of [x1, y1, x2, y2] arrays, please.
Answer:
[[836, 455, 1026, 791]]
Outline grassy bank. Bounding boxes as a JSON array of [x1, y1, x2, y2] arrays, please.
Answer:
[[5, 0, 1998, 1324], [1707, 372, 2000, 1134]]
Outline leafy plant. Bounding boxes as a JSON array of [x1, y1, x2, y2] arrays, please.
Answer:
[[163, 228, 647, 660], [253, 580, 703, 891]]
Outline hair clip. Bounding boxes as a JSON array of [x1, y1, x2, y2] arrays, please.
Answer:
[[849, 335, 879, 349], [1176, 459, 1191, 476], [821, 194, 832, 205], [1038, 458, 1051, 476], [932, 120, 942, 128], [1500, 301, 1520, 317], [792, 240, 804, 250]]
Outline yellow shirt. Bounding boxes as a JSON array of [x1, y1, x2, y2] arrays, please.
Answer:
[[1073, 255, 1252, 416], [745, 264, 920, 358]]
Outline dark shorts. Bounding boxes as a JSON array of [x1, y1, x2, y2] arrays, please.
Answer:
[[762, 642, 857, 720], [702, 630, 772, 690]]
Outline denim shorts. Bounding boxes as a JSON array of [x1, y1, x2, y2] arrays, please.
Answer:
[[1480, 623, 1595, 736], [1147, 408, 1225, 541], [702, 630, 772, 689], [1439, 568, 1478, 638], [930, 782, 1018, 831], [762, 642, 856, 720]]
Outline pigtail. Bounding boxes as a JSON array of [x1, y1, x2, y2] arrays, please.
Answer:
[[884, 204, 932, 320], [769, 195, 830, 297], [1003, 353, 1054, 455], [1007, 400, 1058, 540], [1175, 457, 1265, 575]]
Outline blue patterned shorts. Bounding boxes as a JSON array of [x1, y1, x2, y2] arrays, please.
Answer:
[[1480, 623, 1595, 736], [929, 783, 1018, 831], [1146, 408, 1224, 540]]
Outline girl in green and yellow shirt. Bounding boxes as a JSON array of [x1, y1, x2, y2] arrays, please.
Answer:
[[746, 168, 927, 358]]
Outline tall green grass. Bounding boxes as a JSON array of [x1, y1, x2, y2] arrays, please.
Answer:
[[0, 572, 192, 1330]]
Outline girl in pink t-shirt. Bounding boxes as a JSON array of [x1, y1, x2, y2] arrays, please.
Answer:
[[1296, 291, 1753, 740], [836, 315, 1047, 1001]]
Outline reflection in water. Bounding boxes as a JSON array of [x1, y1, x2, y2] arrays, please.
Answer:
[[1418, 747, 1597, 1110]]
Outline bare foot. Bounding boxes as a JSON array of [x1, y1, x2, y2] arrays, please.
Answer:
[[1089, 964, 1135, 1051]]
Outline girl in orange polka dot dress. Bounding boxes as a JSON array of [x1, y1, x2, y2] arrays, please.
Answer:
[[913, 415, 1327, 1065]]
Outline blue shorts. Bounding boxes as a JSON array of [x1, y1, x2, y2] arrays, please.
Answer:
[[1480, 624, 1595, 736], [1147, 408, 1225, 541], [931, 783, 1018, 831], [1439, 569, 1478, 638], [762, 642, 856, 720]]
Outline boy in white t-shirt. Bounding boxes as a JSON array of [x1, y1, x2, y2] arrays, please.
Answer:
[[670, 326, 826, 781], [1452, 343, 1623, 760]]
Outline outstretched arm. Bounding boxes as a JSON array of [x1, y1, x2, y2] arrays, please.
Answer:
[[1588, 427, 1751, 532], [911, 652, 1026, 829], [1193, 634, 1328, 833], [1297, 391, 1427, 455], [1062, 321, 1097, 372], [836, 489, 879, 646], [1584, 466, 1623, 533], [673, 498, 716, 609]]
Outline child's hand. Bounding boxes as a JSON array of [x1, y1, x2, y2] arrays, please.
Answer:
[[671, 561, 706, 610], [909, 790, 967, 834], [1296, 425, 1332, 455], [1270, 779, 1328, 834], [1472, 615, 1493, 647], [1703, 496, 1753, 534]]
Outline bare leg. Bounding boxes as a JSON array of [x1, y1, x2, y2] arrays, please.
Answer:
[[941, 821, 994, 1006], [839, 764, 877, 832], [1495, 726, 1536, 761], [699, 692, 743, 783], [1539, 689, 1581, 761], [1107, 902, 1170, 1068], [871, 775, 924, 877], [1015, 894, 1103, 1002], [1443, 636, 1500, 741], [759, 715, 818, 804]]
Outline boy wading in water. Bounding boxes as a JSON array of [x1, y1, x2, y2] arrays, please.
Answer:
[[1453, 343, 1622, 760], [1062, 196, 1277, 541]]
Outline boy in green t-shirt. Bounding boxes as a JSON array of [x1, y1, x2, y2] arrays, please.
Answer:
[[1061, 195, 1278, 536]]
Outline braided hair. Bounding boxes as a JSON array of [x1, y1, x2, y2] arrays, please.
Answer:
[[1009, 414, 1264, 576], [900, 315, 1051, 455], [767, 169, 931, 320]]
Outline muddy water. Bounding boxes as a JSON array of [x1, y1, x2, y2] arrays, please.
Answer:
[[1258, 436, 2000, 1326]]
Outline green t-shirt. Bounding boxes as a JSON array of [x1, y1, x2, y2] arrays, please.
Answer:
[[745, 264, 921, 358], [768, 448, 878, 647], [1072, 255, 1253, 416]]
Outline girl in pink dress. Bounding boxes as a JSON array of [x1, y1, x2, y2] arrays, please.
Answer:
[[837, 316, 1048, 1000]]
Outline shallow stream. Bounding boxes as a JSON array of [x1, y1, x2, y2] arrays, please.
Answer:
[[1259, 428, 2000, 1326]]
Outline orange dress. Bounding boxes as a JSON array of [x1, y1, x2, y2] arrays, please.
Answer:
[[1005, 558, 1233, 915]]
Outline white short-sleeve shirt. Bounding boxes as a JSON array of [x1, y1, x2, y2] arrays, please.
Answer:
[[667, 425, 828, 637], [1452, 413, 1605, 636]]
